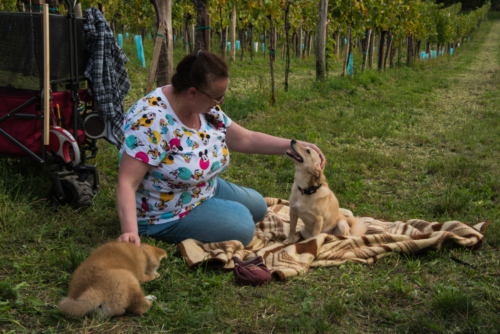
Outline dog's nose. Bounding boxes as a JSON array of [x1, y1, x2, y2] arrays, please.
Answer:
[[291, 139, 296, 144]]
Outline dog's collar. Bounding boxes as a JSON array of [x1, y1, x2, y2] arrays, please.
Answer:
[[298, 184, 322, 195]]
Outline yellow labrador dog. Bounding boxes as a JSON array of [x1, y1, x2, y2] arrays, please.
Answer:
[[284, 140, 366, 242]]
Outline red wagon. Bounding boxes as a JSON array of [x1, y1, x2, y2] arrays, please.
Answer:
[[0, 2, 109, 210]]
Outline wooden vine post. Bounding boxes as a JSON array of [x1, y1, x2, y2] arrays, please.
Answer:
[[362, 28, 372, 72], [268, 15, 276, 105], [315, 0, 328, 80], [149, 0, 173, 87], [284, 1, 292, 91], [146, 25, 166, 94], [230, 5, 236, 62]]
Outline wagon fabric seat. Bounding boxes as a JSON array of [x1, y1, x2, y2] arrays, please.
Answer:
[[0, 88, 91, 156]]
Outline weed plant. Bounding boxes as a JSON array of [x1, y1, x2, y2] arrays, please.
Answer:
[[0, 13, 500, 334]]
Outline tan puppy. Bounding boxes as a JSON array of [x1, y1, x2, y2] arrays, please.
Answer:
[[58, 242, 167, 318], [284, 140, 366, 242]]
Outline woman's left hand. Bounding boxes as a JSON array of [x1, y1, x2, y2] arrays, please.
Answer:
[[299, 141, 326, 170]]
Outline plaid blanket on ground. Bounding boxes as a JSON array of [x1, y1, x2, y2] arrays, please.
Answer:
[[178, 198, 489, 280]]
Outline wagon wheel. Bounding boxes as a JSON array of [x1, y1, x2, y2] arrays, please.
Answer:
[[48, 175, 94, 211]]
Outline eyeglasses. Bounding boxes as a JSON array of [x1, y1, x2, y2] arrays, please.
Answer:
[[197, 88, 225, 105]]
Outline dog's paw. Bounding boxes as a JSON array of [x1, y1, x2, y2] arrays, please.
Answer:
[[144, 295, 157, 302], [153, 273, 161, 279]]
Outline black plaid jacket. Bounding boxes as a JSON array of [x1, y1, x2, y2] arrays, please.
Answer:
[[83, 7, 130, 148]]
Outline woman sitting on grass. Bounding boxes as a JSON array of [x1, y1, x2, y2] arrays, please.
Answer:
[[116, 51, 325, 247]]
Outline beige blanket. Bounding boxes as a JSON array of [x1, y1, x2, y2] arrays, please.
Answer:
[[178, 198, 489, 280]]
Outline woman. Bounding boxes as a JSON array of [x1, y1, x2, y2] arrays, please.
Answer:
[[117, 51, 325, 247]]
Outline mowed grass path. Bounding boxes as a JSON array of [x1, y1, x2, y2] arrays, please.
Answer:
[[1, 14, 500, 333]]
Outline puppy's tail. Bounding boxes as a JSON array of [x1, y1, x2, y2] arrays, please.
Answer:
[[346, 216, 367, 237], [58, 288, 108, 318]]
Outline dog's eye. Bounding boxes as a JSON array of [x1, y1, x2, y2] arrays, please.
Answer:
[[306, 149, 311, 154]]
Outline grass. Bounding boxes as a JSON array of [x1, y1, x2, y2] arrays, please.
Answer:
[[1, 13, 500, 333]]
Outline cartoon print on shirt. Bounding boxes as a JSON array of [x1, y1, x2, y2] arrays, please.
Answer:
[[208, 161, 221, 175], [151, 179, 162, 191], [167, 181, 189, 191], [181, 126, 194, 137], [131, 112, 156, 130], [147, 146, 161, 160], [191, 169, 204, 181], [144, 128, 159, 145], [159, 119, 169, 134], [125, 135, 144, 150], [121, 88, 232, 226], [170, 167, 192, 180], [182, 152, 193, 163], [192, 188, 201, 198], [143, 96, 167, 109], [159, 152, 175, 166], [221, 139, 229, 165], [174, 129, 184, 138], [186, 137, 199, 149], [155, 191, 175, 210], [197, 131, 211, 145], [151, 171, 171, 182], [160, 209, 181, 220], [165, 114, 176, 126], [175, 192, 193, 207], [199, 149, 210, 170], [206, 178, 215, 191], [137, 183, 150, 196], [169, 138, 183, 153], [195, 180, 207, 188]]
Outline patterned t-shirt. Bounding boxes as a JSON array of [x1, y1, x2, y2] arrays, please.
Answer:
[[119, 86, 231, 226]]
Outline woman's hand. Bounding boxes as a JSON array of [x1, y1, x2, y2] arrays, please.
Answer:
[[299, 141, 326, 170], [117, 232, 141, 247]]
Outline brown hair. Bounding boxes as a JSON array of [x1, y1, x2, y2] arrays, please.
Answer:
[[171, 51, 229, 94]]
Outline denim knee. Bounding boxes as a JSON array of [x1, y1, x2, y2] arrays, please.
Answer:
[[237, 216, 256, 246], [248, 189, 268, 223]]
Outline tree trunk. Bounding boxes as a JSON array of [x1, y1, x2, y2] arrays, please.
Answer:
[[362, 28, 371, 72], [285, 2, 291, 91], [249, 25, 253, 60], [149, 0, 173, 86], [183, 18, 190, 55], [230, 6, 236, 62], [191, 0, 207, 50], [315, 0, 328, 80], [333, 31, 340, 57], [298, 25, 303, 58], [383, 31, 392, 71], [263, 29, 267, 58], [190, 24, 195, 53], [368, 31, 375, 68], [268, 16, 276, 106], [377, 30, 386, 70], [308, 33, 313, 57], [425, 41, 430, 54], [240, 24, 246, 61], [389, 40, 396, 68]]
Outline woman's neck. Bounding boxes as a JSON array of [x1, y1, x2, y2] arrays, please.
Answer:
[[162, 86, 201, 130]]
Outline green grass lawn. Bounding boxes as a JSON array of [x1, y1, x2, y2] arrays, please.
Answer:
[[1, 14, 500, 334]]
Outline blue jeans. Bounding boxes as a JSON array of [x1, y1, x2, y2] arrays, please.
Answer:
[[138, 178, 267, 246]]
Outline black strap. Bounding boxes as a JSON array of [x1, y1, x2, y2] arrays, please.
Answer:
[[298, 184, 322, 195]]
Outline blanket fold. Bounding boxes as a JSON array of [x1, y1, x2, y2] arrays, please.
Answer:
[[178, 198, 489, 280]]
